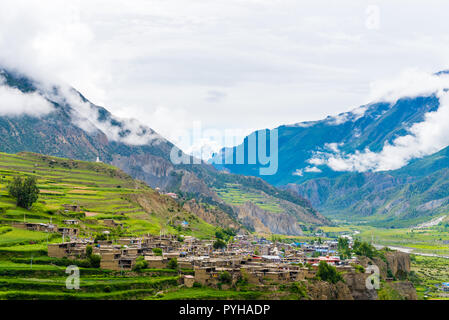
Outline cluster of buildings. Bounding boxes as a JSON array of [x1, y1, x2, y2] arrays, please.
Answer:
[[47, 234, 358, 288], [12, 221, 79, 238]]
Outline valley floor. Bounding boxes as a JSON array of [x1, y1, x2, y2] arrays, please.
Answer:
[[319, 222, 449, 300]]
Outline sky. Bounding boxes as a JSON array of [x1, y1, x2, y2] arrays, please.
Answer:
[[1, 0, 449, 156]]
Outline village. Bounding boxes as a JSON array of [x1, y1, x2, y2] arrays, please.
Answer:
[[22, 218, 362, 289]]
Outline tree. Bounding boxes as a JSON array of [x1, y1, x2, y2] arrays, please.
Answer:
[[337, 237, 351, 260], [213, 239, 227, 250], [316, 261, 343, 284], [167, 258, 178, 270], [215, 230, 225, 240], [8, 176, 40, 209], [86, 245, 93, 258], [352, 239, 375, 258]]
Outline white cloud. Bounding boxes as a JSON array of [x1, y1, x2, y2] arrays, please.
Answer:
[[2, 1, 449, 154], [311, 89, 449, 172], [0, 77, 53, 117], [41, 84, 166, 146], [304, 166, 322, 173], [324, 143, 343, 153], [368, 68, 449, 104], [293, 166, 322, 176]]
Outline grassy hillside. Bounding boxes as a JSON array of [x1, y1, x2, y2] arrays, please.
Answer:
[[0, 152, 222, 300], [0, 152, 217, 240]]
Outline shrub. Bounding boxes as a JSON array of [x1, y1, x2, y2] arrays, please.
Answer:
[[167, 258, 178, 270], [219, 271, 232, 284], [288, 282, 307, 298], [94, 234, 107, 243], [88, 254, 101, 268], [353, 264, 365, 273], [133, 256, 149, 272], [152, 248, 163, 256]]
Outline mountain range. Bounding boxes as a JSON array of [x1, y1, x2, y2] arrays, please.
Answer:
[[215, 72, 449, 227], [0, 68, 329, 235]]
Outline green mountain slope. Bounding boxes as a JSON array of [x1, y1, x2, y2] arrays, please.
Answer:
[[287, 145, 449, 227], [0, 68, 328, 234], [0, 151, 217, 239]]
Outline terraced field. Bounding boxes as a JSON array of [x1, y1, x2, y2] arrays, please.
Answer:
[[410, 255, 449, 300], [0, 152, 216, 239], [214, 183, 284, 213], [0, 254, 180, 300], [0, 152, 219, 299]]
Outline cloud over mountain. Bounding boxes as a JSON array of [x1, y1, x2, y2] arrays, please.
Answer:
[[309, 71, 449, 172], [0, 74, 54, 117]]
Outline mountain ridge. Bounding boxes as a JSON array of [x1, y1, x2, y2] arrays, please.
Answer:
[[214, 72, 449, 227], [0, 67, 329, 234]]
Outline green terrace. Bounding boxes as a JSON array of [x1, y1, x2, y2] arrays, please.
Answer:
[[0, 152, 216, 239], [214, 183, 284, 213]]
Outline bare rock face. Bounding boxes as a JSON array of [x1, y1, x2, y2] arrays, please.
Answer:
[[306, 280, 354, 300], [179, 171, 219, 200], [385, 251, 411, 279], [237, 202, 304, 235], [358, 251, 410, 280], [343, 272, 378, 300], [111, 153, 177, 190], [390, 281, 418, 300], [358, 256, 388, 280], [182, 200, 241, 231]]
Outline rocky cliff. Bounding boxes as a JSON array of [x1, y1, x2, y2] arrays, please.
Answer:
[[182, 200, 241, 231], [305, 280, 354, 300], [236, 202, 304, 235], [342, 272, 378, 300]]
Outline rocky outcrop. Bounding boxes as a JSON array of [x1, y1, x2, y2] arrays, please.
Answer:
[[237, 202, 304, 235], [384, 251, 411, 279], [357, 256, 388, 280], [182, 200, 241, 231], [356, 251, 417, 300], [358, 251, 411, 280], [390, 281, 418, 300], [305, 280, 354, 300], [342, 272, 378, 300]]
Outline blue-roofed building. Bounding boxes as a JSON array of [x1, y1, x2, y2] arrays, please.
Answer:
[[440, 282, 449, 292]]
